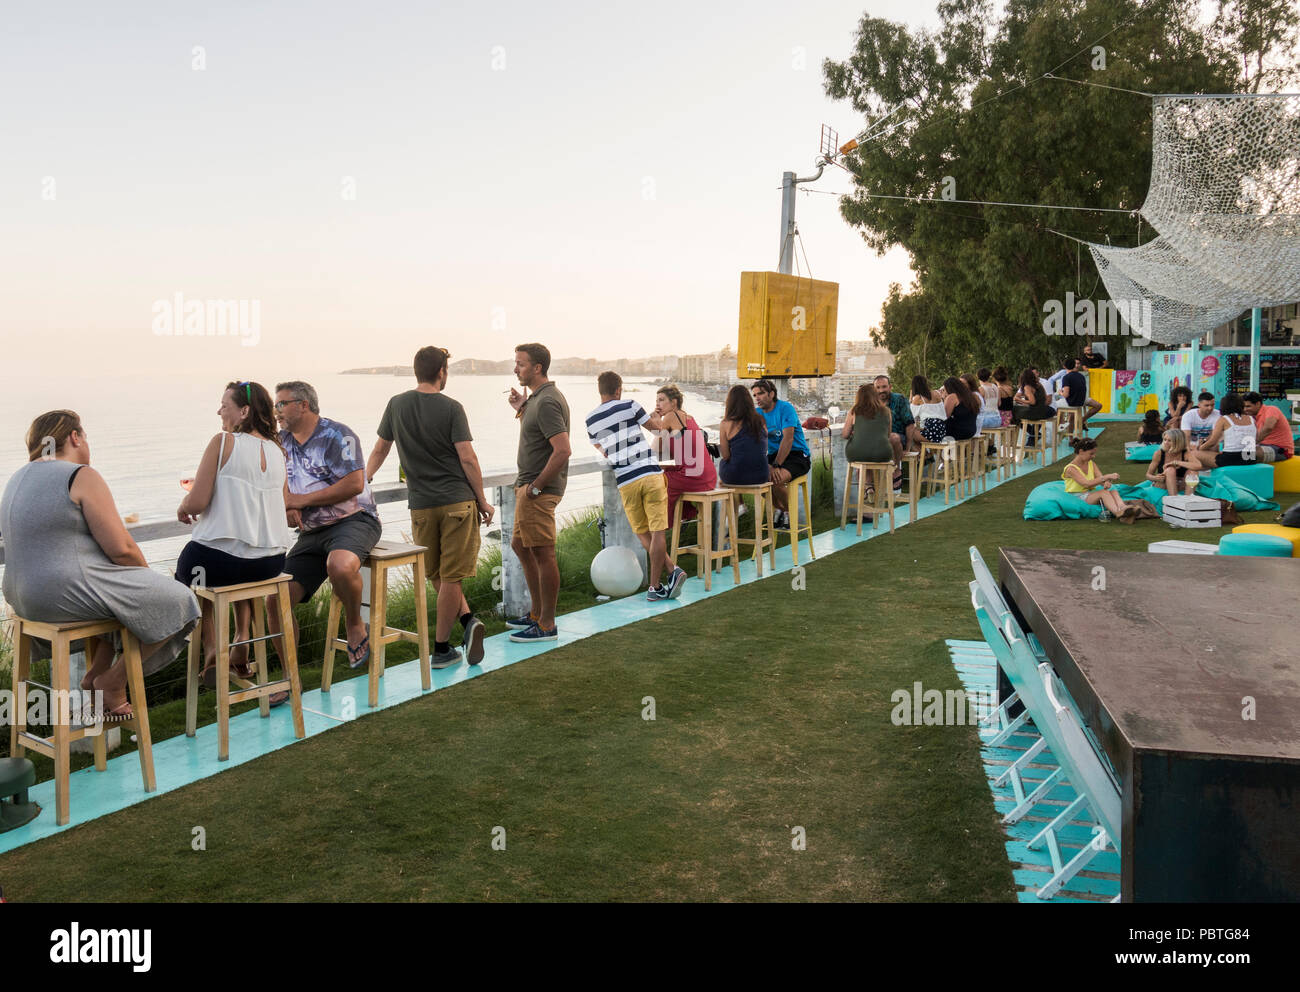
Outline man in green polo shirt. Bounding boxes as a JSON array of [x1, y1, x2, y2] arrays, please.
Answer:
[[506, 342, 571, 643]]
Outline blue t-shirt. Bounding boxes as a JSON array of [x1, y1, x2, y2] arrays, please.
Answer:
[[280, 417, 378, 532], [760, 400, 810, 459]]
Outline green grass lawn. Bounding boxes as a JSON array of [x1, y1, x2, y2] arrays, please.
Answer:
[[0, 432, 1284, 901]]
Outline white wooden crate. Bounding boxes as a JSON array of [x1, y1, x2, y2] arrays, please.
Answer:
[[1163, 494, 1221, 529], [1148, 540, 1219, 555]]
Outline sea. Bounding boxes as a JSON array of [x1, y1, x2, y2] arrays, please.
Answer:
[[0, 369, 723, 589]]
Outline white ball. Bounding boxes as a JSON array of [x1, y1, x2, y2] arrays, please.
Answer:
[[590, 546, 644, 597]]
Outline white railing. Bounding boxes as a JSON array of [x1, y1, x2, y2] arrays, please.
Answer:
[[0, 428, 843, 620]]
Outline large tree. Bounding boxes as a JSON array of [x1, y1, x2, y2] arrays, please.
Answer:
[[823, 0, 1294, 381]]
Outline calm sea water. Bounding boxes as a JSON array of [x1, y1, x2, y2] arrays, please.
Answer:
[[0, 370, 723, 579]]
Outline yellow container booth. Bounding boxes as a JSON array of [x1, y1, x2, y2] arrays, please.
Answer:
[[736, 272, 838, 379]]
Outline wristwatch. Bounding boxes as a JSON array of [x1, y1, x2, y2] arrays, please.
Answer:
[[530, 486, 542, 497]]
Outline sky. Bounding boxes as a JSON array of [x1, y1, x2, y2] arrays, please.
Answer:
[[0, 0, 942, 379]]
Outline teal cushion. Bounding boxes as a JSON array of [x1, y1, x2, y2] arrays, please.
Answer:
[[1218, 533, 1294, 557], [1211, 463, 1274, 499], [1126, 443, 1160, 462], [1024, 481, 1103, 521]]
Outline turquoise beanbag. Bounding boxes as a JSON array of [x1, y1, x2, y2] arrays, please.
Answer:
[[1024, 481, 1104, 520], [1210, 463, 1274, 499], [1126, 443, 1161, 462], [1219, 533, 1293, 557]]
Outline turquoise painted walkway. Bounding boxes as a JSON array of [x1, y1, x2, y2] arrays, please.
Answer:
[[1, 434, 1082, 857], [946, 638, 1120, 904]]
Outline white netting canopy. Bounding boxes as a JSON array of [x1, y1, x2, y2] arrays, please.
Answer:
[[1086, 93, 1300, 345]]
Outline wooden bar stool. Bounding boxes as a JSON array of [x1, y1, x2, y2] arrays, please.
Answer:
[[322, 540, 430, 709], [722, 483, 777, 578], [952, 438, 978, 498], [9, 616, 155, 826], [982, 426, 1017, 482], [669, 489, 740, 592], [1016, 419, 1054, 467], [919, 440, 961, 504], [841, 462, 896, 535], [186, 573, 305, 762], [901, 451, 921, 523], [784, 473, 817, 565], [1056, 407, 1084, 443]]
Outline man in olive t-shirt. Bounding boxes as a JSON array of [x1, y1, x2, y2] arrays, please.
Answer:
[[506, 342, 571, 643], [366, 347, 494, 668]]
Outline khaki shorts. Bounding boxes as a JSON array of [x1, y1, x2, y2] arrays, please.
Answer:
[[619, 474, 669, 533], [512, 486, 562, 548], [411, 501, 481, 583]]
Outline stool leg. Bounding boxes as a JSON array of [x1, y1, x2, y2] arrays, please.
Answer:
[[93, 724, 107, 772], [277, 580, 305, 740], [699, 501, 713, 592], [725, 497, 741, 585], [51, 634, 71, 825], [216, 592, 231, 762], [856, 466, 867, 537], [750, 495, 763, 579], [840, 467, 851, 531], [122, 629, 156, 793], [789, 484, 799, 567], [253, 599, 270, 719], [414, 554, 431, 692], [669, 500, 684, 570], [801, 477, 815, 561], [185, 607, 201, 737], [759, 491, 769, 574], [321, 592, 341, 692], [368, 563, 385, 709], [908, 457, 918, 524], [11, 620, 29, 758]]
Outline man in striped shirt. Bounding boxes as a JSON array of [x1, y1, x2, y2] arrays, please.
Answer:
[[586, 372, 688, 601]]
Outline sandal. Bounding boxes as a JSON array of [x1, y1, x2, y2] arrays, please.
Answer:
[[96, 701, 132, 723], [347, 634, 371, 670]]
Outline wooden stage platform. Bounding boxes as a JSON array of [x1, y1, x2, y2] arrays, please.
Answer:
[[999, 548, 1300, 902]]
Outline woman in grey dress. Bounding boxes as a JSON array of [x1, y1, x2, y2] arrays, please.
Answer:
[[1, 411, 199, 719]]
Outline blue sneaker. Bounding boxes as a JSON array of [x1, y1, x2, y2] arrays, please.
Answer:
[[506, 613, 537, 629], [509, 623, 557, 643], [666, 567, 688, 599], [646, 584, 669, 602]]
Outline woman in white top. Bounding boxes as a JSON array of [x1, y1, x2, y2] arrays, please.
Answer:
[[910, 374, 949, 443], [1188, 392, 1256, 470], [974, 368, 1003, 430], [174, 381, 292, 683]]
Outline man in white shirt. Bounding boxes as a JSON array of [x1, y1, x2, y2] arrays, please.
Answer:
[[1180, 392, 1222, 447], [1045, 359, 1071, 409]]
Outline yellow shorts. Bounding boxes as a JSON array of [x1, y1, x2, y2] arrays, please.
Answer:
[[410, 501, 481, 582], [618, 474, 669, 534], [512, 486, 562, 548]]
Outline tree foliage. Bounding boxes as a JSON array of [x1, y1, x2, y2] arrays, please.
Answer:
[[823, 0, 1298, 382]]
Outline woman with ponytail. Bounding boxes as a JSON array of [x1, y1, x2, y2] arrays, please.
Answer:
[[175, 381, 293, 685], [1061, 436, 1141, 522]]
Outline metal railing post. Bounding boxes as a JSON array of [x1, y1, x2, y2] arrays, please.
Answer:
[[496, 484, 530, 618]]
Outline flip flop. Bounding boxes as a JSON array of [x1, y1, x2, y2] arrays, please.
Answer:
[[100, 702, 133, 723], [347, 634, 371, 670], [268, 690, 290, 708]]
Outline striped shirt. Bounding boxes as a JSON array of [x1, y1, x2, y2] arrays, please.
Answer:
[[585, 399, 661, 489]]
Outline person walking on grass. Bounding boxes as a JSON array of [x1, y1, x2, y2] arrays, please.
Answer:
[[366, 346, 494, 669], [586, 371, 688, 602], [506, 343, 570, 642]]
